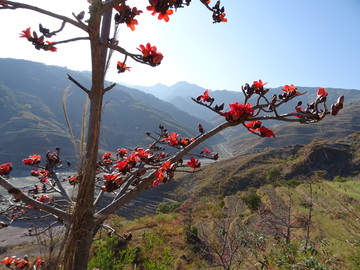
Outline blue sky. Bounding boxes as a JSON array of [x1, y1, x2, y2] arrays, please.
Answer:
[[0, 0, 359, 91]]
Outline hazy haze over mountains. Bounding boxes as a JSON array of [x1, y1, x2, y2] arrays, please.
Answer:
[[0, 58, 359, 171]]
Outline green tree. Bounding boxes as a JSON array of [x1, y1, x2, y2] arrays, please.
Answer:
[[266, 167, 282, 185]]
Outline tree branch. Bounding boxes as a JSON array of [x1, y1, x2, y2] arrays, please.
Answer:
[[0, 176, 72, 221], [67, 74, 91, 95], [104, 83, 116, 93], [52, 37, 89, 46], [0, 1, 88, 32]]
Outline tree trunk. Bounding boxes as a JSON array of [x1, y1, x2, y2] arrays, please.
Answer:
[[63, 5, 110, 269]]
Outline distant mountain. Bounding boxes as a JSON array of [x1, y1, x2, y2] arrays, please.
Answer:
[[132, 81, 206, 100], [130, 81, 360, 123], [0, 58, 217, 170], [225, 103, 360, 155]]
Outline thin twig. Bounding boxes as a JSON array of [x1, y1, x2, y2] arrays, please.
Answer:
[[67, 73, 91, 95], [0, 1, 88, 32]]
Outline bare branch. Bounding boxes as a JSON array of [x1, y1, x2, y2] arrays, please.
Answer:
[[51, 171, 73, 203], [52, 37, 89, 46], [104, 82, 116, 93], [67, 74, 91, 95], [101, 42, 147, 65], [0, 1, 88, 32]]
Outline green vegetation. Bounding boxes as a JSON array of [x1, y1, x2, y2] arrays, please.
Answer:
[[241, 192, 261, 211], [87, 179, 360, 269], [89, 232, 174, 270], [156, 201, 182, 214]]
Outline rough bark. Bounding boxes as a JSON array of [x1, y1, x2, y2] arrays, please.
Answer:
[[63, 4, 108, 269]]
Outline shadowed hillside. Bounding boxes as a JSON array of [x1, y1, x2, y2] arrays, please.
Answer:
[[0, 58, 217, 170]]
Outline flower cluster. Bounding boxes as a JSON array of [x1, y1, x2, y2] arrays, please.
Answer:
[[290, 88, 344, 120], [279, 84, 300, 100], [20, 27, 57, 52], [0, 256, 45, 269], [92, 122, 218, 191], [193, 81, 344, 140], [96, 147, 170, 191], [147, 0, 191, 22], [101, 173, 123, 192], [114, 3, 142, 31], [243, 80, 269, 97], [31, 169, 50, 183], [151, 160, 176, 187], [22, 154, 41, 166], [211, 0, 227, 23], [137, 43, 163, 66], [222, 102, 254, 121], [161, 131, 195, 148]]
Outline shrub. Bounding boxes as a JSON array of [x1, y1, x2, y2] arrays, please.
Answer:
[[242, 192, 262, 211], [156, 201, 182, 214], [333, 175, 351, 182]]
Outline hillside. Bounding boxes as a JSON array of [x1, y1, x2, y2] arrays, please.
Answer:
[[158, 131, 360, 201], [0, 58, 216, 170], [107, 180, 360, 269], [224, 103, 360, 155], [6, 179, 358, 269], [103, 131, 360, 220]]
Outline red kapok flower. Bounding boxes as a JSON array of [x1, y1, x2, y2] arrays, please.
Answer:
[[44, 41, 57, 52], [101, 173, 123, 192], [201, 148, 211, 154], [227, 102, 254, 120], [198, 90, 213, 102], [147, 0, 174, 22], [134, 148, 151, 161], [0, 256, 15, 265], [22, 154, 41, 166], [245, 120, 262, 131], [103, 173, 123, 185], [187, 157, 200, 169], [34, 257, 45, 267], [162, 161, 171, 171], [317, 87, 328, 97], [162, 132, 179, 146], [114, 160, 130, 173], [117, 61, 131, 73], [0, 163, 12, 176], [102, 152, 111, 160], [20, 27, 32, 40], [258, 127, 276, 138], [137, 43, 163, 66], [253, 80, 267, 89], [37, 194, 51, 203], [282, 84, 297, 93], [218, 13, 227, 22], [117, 148, 128, 157], [151, 168, 166, 187]]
